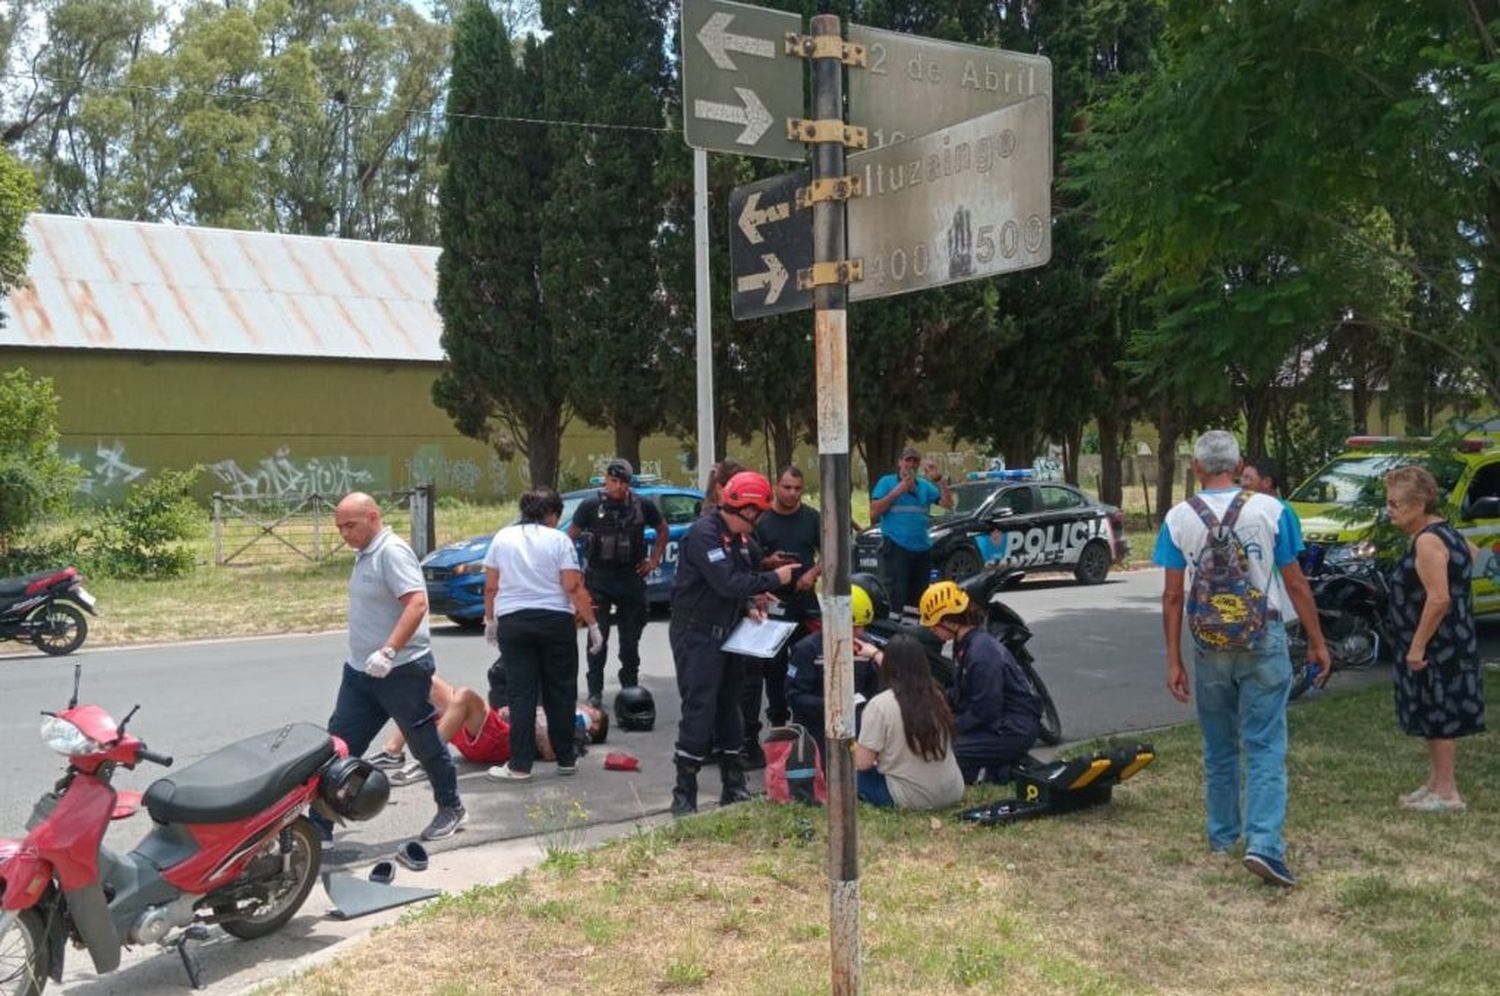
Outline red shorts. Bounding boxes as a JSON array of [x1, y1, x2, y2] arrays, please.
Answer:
[[453, 709, 511, 765]]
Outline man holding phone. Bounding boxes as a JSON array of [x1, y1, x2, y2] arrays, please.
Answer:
[[870, 445, 954, 618], [743, 466, 822, 766]]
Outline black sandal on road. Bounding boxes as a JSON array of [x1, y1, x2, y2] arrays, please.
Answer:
[[395, 840, 429, 871], [368, 860, 396, 885]]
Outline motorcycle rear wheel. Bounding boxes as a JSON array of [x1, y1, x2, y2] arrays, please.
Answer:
[[219, 817, 321, 940], [30, 604, 86, 657], [1023, 659, 1063, 746], [0, 909, 48, 996]]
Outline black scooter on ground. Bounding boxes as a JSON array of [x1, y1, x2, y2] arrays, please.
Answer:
[[860, 566, 1063, 746], [1286, 553, 1391, 701], [0, 566, 98, 656]]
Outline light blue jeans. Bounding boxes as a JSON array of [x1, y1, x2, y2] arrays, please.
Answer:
[[1194, 621, 1292, 859]]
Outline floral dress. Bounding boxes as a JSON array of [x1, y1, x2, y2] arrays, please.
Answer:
[[1387, 521, 1485, 739]]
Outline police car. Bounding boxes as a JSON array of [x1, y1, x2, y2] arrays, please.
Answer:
[[855, 469, 1128, 584], [419, 480, 705, 626]]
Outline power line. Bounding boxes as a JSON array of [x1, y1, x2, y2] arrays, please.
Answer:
[[0, 69, 676, 135]]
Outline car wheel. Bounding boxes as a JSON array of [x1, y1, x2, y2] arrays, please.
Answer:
[[942, 545, 983, 581], [1073, 539, 1111, 585]]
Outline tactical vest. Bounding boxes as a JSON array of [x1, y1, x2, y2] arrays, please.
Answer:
[[586, 492, 647, 569]]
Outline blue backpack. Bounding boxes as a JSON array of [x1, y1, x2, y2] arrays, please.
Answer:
[[1186, 491, 1268, 652]]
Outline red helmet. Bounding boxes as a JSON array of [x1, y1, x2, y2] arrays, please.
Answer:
[[722, 471, 773, 512]]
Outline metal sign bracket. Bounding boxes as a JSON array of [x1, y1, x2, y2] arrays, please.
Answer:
[[796, 176, 864, 208], [796, 259, 864, 290], [785, 33, 866, 66], [786, 118, 869, 148]]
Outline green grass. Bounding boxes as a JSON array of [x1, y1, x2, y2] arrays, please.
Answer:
[[266, 678, 1500, 996]]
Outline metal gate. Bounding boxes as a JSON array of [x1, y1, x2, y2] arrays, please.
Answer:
[[211, 486, 435, 566]]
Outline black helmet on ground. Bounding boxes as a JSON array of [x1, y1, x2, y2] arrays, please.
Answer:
[[319, 756, 390, 822], [614, 684, 656, 731], [849, 571, 891, 621]]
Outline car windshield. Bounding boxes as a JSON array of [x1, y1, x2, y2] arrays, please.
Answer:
[[560, 495, 585, 526], [935, 483, 997, 518], [1289, 456, 1414, 506]]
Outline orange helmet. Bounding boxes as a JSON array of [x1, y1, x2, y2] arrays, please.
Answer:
[[722, 471, 773, 512]]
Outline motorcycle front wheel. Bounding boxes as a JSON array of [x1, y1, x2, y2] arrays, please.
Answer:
[[30, 604, 87, 657], [219, 817, 321, 940], [1021, 659, 1063, 746], [0, 908, 48, 996]]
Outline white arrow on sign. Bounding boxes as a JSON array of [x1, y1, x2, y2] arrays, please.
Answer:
[[736, 191, 791, 245], [692, 87, 774, 146], [697, 11, 776, 71], [735, 252, 789, 305]]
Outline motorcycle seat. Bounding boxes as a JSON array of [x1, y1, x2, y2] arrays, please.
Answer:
[[143, 723, 336, 825], [0, 570, 66, 599]]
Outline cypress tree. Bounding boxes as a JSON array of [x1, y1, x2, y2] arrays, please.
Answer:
[[433, 2, 567, 487]]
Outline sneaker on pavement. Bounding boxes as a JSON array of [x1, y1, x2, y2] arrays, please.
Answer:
[[487, 764, 533, 782], [558, 762, 578, 776], [1243, 852, 1297, 887], [367, 749, 407, 770], [421, 804, 467, 841], [389, 760, 429, 787]]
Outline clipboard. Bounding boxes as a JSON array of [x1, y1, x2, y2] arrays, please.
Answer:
[[720, 617, 798, 659]]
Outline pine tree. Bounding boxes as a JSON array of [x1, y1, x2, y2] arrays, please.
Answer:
[[433, 2, 567, 487]]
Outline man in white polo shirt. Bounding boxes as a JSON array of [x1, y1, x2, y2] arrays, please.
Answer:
[[327, 492, 465, 841]]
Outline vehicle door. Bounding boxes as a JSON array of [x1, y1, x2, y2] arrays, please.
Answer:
[[973, 485, 1039, 567], [1455, 458, 1500, 617], [1031, 484, 1103, 568]]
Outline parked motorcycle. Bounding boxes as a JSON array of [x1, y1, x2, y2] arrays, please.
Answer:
[[861, 566, 1064, 746], [1286, 553, 1392, 702], [0, 568, 97, 657], [0, 666, 389, 994]]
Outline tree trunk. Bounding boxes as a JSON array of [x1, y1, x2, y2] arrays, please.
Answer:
[[612, 422, 643, 474], [525, 408, 564, 489], [1096, 409, 1124, 507], [1153, 405, 1180, 525], [861, 424, 906, 496], [766, 413, 797, 478], [1060, 422, 1083, 485], [1242, 387, 1272, 458], [1346, 318, 1372, 434]]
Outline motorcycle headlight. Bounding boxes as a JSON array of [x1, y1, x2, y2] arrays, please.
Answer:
[[40, 716, 103, 757]]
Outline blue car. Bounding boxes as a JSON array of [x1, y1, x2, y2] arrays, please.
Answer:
[[420, 482, 706, 627]]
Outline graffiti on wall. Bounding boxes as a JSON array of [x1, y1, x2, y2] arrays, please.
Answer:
[[71, 440, 148, 495], [210, 449, 379, 498], [405, 445, 485, 495]]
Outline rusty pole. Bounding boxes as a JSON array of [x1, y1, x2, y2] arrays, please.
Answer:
[[809, 12, 859, 995]]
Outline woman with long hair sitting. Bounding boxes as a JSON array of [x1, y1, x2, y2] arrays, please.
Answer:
[[851, 633, 965, 809]]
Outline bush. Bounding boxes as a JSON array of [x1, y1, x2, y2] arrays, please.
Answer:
[[0, 369, 81, 554], [90, 467, 203, 579]]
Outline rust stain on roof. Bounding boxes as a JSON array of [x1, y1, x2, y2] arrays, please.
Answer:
[[67, 281, 114, 345], [330, 296, 376, 354], [128, 283, 170, 346], [280, 291, 327, 352], [323, 239, 374, 299], [83, 223, 123, 283], [5, 286, 55, 343], [377, 297, 422, 355]]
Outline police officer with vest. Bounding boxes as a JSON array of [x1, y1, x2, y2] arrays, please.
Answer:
[[669, 471, 796, 815], [568, 459, 668, 708]]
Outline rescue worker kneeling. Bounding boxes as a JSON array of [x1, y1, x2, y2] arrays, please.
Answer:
[[785, 584, 881, 755], [669, 471, 797, 815], [919, 580, 1042, 784]]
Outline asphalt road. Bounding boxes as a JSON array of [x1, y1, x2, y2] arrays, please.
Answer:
[[3, 568, 1496, 869]]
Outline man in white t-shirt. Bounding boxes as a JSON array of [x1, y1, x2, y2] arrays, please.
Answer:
[[1154, 430, 1329, 888]]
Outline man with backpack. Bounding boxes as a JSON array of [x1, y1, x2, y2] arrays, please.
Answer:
[[1154, 430, 1330, 888]]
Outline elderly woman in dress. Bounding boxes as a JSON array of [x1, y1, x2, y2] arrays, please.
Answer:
[[1384, 466, 1484, 813]]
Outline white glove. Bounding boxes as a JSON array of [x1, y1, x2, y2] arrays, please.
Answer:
[[484, 617, 498, 646], [364, 649, 394, 678], [587, 623, 604, 655]]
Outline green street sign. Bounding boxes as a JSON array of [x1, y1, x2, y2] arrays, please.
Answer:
[[847, 25, 1052, 150], [681, 0, 805, 160]]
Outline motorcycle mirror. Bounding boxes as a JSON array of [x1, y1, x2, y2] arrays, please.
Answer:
[[118, 703, 141, 733], [68, 663, 82, 709]]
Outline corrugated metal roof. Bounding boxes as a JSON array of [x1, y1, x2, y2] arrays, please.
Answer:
[[0, 214, 444, 361]]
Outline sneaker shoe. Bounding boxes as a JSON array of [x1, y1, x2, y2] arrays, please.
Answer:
[[367, 749, 406, 770], [421, 804, 467, 841], [557, 762, 578, 777], [389, 760, 428, 787], [487, 764, 533, 782], [1243, 852, 1297, 887]]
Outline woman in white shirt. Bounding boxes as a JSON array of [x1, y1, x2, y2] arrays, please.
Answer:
[[852, 634, 965, 810], [482, 488, 601, 782]]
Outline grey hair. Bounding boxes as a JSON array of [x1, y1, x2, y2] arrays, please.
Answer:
[[1193, 430, 1242, 475]]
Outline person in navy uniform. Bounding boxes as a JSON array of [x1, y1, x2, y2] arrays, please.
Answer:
[[668, 470, 796, 815]]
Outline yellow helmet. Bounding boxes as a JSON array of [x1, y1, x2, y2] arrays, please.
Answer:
[[851, 584, 874, 627], [919, 579, 970, 627]]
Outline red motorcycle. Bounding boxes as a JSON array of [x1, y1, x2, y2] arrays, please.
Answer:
[[0, 667, 389, 993]]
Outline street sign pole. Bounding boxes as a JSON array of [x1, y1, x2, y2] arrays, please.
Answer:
[[693, 148, 715, 489], [807, 13, 859, 996]]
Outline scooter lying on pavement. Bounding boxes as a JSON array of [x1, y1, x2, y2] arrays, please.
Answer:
[[0, 665, 389, 994], [0, 568, 97, 657], [858, 565, 1064, 746]]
